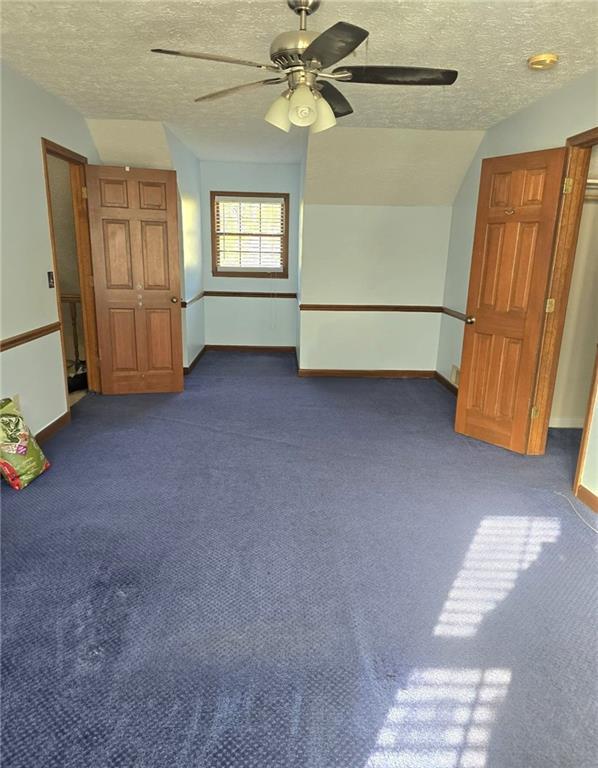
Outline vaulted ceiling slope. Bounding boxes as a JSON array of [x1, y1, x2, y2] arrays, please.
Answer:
[[305, 128, 485, 205], [1, 0, 596, 162], [86, 120, 173, 169]]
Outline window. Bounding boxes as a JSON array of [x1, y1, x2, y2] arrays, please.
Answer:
[[211, 191, 289, 278]]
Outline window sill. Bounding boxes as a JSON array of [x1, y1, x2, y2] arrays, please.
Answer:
[[211, 270, 289, 279]]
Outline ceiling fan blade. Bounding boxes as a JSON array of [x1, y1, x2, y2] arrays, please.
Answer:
[[301, 22, 369, 69], [194, 78, 285, 103], [152, 48, 279, 72], [317, 81, 353, 118], [331, 66, 459, 86]]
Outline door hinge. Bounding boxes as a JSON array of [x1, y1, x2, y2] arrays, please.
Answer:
[[89, 274, 94, 288], [562, 177, 573, 194], [545, 297, 556, 314], [530, 405, 540, 419], [81, 185, 88, 199]]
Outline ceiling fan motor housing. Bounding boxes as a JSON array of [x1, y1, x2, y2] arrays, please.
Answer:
[[270, 30, 318, 68]]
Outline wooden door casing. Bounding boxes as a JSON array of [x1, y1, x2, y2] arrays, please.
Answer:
[[455, 148, 567, 453], [87, 166, 183, 394]]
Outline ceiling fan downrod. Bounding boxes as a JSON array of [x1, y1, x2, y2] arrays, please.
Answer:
[[287, 0, 321, 31]]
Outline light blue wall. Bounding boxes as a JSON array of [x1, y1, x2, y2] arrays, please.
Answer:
[[199, 160, 301, 292], [1, 62, 99, 338], [199, 160, 301, 346], [1, 63, 99, 433], [299, 204, 451, 370], [165, 128, 204, 366], [437, 69, 598, 381]]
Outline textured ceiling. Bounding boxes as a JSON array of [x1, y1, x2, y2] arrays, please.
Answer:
[[304, 127, 484, 204], [1, 0, 597, 162]]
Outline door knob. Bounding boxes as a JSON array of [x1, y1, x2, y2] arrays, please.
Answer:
[[504, 208, 515, 215], [465, 316, 476, 324], [171, 297, 179, 304]]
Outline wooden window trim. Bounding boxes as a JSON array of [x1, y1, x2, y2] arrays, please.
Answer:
[[210, 191, 289, 279]]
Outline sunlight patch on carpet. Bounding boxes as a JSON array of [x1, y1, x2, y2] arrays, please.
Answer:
[[365, 667, 511, 768], [433, 516, 560, 638]]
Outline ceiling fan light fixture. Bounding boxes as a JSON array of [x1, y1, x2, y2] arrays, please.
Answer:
[[264, 92, 292, 132], [310, 92, 337, 133], [288, 84, 317, 126], [154, 2, 459, 131]]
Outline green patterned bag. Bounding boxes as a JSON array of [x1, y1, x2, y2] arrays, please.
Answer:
[[0, 398, 50, 489]]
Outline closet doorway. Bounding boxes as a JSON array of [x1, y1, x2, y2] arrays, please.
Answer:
[[42, 139, 100, 408], [550, 147, 598, 432]]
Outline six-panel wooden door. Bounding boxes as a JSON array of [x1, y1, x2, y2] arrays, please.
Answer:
[[455, 148, 567, 453], [87, 166, 183, 394]]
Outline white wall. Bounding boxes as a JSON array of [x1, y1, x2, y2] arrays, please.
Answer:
[[0, 63, 99, 433], [165, 128, 204, 366], [199, 160, 301, 347], [551, 198, 598, 427], [438, 69, 598, 386], [299, 205, 451, 370]]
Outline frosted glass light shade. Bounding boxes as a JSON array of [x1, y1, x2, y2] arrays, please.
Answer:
[[311, 95, 337, 133], [264, 94, 291, 132], [288, 85, 317, 126]]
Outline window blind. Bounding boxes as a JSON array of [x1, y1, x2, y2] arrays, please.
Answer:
[[212, 194, 287, 274]]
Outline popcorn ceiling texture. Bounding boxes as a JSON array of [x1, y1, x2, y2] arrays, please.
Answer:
[[1, 0, 597, 161]]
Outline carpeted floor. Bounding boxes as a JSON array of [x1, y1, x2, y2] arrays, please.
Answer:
[[2, 352, 596, 768]]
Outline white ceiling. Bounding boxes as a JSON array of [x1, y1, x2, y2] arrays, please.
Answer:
[[2, 0, 597, 162]]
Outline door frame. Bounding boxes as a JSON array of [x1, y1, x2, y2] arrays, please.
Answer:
[[573, 345, 598, 511], [41, 138, 101, 395], [526, 126, 598, 454]]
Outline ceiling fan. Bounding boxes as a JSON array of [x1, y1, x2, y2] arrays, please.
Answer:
[[152, 0, 458, 134]]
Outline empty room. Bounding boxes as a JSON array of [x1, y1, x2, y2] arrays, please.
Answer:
[[1, 1, 597, 766]]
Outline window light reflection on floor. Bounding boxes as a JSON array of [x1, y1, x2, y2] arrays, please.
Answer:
[[365, 668, 511, 768], [433, 516, 560, 638]]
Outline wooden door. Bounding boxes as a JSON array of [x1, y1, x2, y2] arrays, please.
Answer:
[[87, 166, 183, 394], [455, 148, 567, 453]]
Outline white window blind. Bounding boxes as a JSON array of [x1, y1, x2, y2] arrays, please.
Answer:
[[212, 193, 288, 275]]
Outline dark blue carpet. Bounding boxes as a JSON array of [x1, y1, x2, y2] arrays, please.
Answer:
[[2, 352, 596, 768]]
